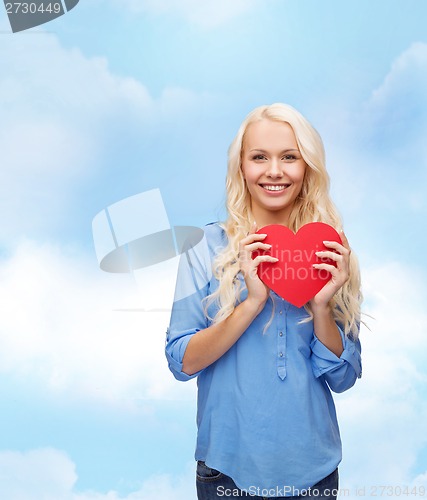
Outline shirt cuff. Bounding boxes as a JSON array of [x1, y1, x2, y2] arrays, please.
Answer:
[[165, 329, 203, 381], [310, 325, 362, 379]]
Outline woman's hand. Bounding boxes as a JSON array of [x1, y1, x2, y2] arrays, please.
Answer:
[[310, 230, 351, 309], [238, 222, 278, 309]]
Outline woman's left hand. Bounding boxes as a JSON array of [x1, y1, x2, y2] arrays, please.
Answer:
[[310, 231, 351, 309]]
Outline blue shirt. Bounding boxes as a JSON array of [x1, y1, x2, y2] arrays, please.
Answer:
[[165, 222, 362, 496]]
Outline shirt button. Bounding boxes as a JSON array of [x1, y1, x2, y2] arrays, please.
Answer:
[[279, 332, 283, 337], [279, 310, 283, 315], [279, 352, 283, 357]]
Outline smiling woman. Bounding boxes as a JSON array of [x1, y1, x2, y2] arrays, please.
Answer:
[[165, 103, 363, 499]]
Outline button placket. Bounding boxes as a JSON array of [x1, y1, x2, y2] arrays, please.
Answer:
[[276, 298, 287, 380]]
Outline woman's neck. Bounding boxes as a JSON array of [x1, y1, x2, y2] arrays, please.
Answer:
[[251, 207, 292, 229]]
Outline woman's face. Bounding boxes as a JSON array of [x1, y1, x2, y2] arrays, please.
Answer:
[[241, 119, 306, 225]]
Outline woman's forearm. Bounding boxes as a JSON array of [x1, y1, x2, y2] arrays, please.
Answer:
[[182, 298, 265, 376], [311, 303, 344, 357]]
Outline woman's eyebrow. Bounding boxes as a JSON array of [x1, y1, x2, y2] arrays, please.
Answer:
[[281, 149, 300, 153], [249, 148, 300, 153]]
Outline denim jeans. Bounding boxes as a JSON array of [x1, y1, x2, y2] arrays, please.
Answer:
[[196, 461, 339, 499]]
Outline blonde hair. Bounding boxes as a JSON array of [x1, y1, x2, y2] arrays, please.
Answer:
[[203, 103, 362, 338]]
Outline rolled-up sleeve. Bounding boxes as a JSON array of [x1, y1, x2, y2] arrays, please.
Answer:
[[310, 325, 362, 393], [165, 230, 212, 381], [165, 325, 203, 381]]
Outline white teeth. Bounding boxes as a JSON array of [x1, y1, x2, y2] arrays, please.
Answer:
[[262, 185, 288, 191]]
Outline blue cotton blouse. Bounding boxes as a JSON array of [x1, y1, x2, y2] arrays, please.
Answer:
[[165, 222, 362, 497]]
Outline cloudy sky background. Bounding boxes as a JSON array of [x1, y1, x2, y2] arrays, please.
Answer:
[[1, 0, 427, 498]]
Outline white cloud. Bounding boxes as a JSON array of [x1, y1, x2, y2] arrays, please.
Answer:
[[317, 43, 427, 218], [0, 34, 152, 119], [412, 470, 427, 487], [335, 260, 427, 493], [0, 449, 196, 500], [0, 33, 146, 243], [0, 240, 196, 406], [362, 42, 427, 203], [113, 0, 263, 29], [363, 42, 427, 169], [0, 449, 77, 500], [367, 42, 427, 123], [0, 32, 220, 245]]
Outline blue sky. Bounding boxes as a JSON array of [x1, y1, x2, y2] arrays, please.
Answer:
[[1, 1, 427, 498]]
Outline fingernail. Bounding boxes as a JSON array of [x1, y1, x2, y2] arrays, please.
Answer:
[[323, 240, 330, 244], [266, 244, 272, 248]]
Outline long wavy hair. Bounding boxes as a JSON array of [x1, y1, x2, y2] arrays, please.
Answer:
[[203, 103, 362, 338]]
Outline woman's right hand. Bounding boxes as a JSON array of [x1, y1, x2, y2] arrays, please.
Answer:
[[238, 222, 278, 308]]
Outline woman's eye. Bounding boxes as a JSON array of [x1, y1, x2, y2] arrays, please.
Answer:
[[282, 155, 297, 161], [252, 154, 266, 161]]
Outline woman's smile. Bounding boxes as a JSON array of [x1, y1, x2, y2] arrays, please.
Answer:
[[260, 183, 291, 192]]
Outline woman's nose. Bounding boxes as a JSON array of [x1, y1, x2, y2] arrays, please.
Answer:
[[266, 159, 283, 178]]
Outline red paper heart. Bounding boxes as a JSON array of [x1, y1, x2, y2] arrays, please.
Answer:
[[252, 222, 342, 307]]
